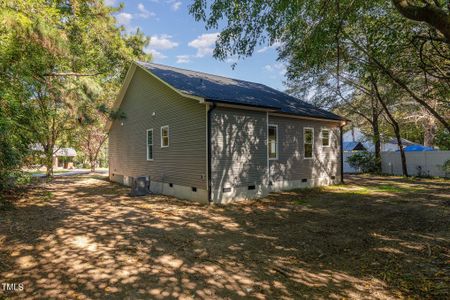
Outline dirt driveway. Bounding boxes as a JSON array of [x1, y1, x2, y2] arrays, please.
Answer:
[[0, 175, 449, 299]]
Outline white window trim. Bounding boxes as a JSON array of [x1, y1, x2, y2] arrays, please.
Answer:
[[160, 125, 169, 148], [146, 129, 153, 161], [304, 127, 314, 160], [268, 124, 278, 160], [321, 128, 330, 147]]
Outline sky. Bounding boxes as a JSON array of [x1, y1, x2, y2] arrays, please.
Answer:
[[106, 0, 287, 91]]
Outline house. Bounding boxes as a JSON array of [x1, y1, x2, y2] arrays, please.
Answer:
[[108, 62, 346, 203], [343, 127, 417, 152], [342, 142, 367, 174], [343, 141, 367, 152], [31, 144, 77, 169]]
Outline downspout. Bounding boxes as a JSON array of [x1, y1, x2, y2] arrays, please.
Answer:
[[340, 125, 344, 184], [207, 102, 217, 203]]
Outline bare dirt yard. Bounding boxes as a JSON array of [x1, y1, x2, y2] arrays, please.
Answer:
[[0, 174, 449, 299]]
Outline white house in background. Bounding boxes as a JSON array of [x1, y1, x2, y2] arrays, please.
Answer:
[[343, 127, 417, 152], [31, 144, 77, 169]]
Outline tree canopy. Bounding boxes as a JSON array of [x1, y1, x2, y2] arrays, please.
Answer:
[[189, 0, 449, 175], [0, 0, 150, 185], [189, 0, 449, 123]]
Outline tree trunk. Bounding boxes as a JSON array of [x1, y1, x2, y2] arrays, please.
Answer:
[[91, 135, 107, 173], [346, 35, 450, 132], [391, 0, 450, 43], [423, 114, 437, 147], [44, 147, 54, 178], [90, 159, 96, 172], [392, 122, 408, 177], [371, 77, 408, 176], [372, 118, 382, 173], [371, 97, 382, 173]]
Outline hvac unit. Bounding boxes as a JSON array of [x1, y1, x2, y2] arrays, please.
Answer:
[[130, 176, 150, 196]]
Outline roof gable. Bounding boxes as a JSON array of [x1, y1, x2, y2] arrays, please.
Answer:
[[137, 62, 344, 121], [343, 141, 367, 151]]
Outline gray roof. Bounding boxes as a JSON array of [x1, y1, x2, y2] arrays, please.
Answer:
[[386, 137, 416, 146], [31, 144, 77, 157], [138, 62, 344, 121]]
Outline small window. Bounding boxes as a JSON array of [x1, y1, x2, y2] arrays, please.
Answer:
[[321, 129, 330, 147], [161, 125, 169, 147], [146, 129, 153, 160], [268, 125, 278, 160], [304, 127, 314, 159]]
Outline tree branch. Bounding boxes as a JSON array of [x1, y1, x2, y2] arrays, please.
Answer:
[[344, 33, 450, 131], [391, 0, 450, 42], [43, 72, 104, 77]]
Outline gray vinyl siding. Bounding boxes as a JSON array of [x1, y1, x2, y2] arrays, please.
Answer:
[[210, 107, 268, 196], [109, 67, 207, 189], [268, 115, 341, 182]]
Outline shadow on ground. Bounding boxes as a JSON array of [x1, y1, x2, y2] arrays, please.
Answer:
[[0, 174, 449, 299]]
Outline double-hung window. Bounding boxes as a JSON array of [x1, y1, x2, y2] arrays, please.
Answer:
[[146, 129, 153, 160], [304, 127, 314, 159], [268, 125, 278, 160], [321, 128, 330, 147], [161, 125, 169, 147]]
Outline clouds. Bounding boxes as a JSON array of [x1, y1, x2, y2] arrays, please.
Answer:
[[145, 34, 179, 61], [257, 41, 282, 53], [116, 3, 155, 29], [164, 0, 182, 11], [188, 33, 219, 57], [176, 55, 191, 64], [171, 1, 182, 11], [173, 32, 219, 64], [145, 48, 168, 60], [116, 12, 133, 26], [104, 0, 116, 6], [137, 3, 156, 18], [150, 34, 179, 50], [264, 62, 286, 76]]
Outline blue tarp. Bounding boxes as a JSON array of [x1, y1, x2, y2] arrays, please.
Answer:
[[402, 145, 435, 152]]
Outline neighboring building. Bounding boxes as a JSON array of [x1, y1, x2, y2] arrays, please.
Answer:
[[31, 145, 77, 169], [108, 62, 346, 203], [342, 141, 367, 174], [53, 148, 77, 169], [343, 141, 366, 152], [343, 127, 417, 152]]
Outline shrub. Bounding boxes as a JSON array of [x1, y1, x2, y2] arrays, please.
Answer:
[[0, 141, 23, 191], [347, 151, 379, 173], [442, 160, 450, 177], [0, 119, 29, 192]]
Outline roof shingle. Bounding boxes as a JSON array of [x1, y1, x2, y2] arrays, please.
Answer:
[[138, 62, 344, 121]]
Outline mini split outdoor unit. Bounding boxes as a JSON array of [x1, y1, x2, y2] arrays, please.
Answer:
[[129, 176, 150, 196]]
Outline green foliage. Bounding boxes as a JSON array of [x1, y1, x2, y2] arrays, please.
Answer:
[[435, 129, 450, 150], [189, 0, 449, 147], [442, 160, 450, 176], [0, 101, 31, 191], [0, 0, 151, 185], [347, 152, 379, 174]]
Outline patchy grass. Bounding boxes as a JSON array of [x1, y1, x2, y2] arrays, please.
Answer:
[[0, 174, 448, 299], [292, 179, 429, 200]]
